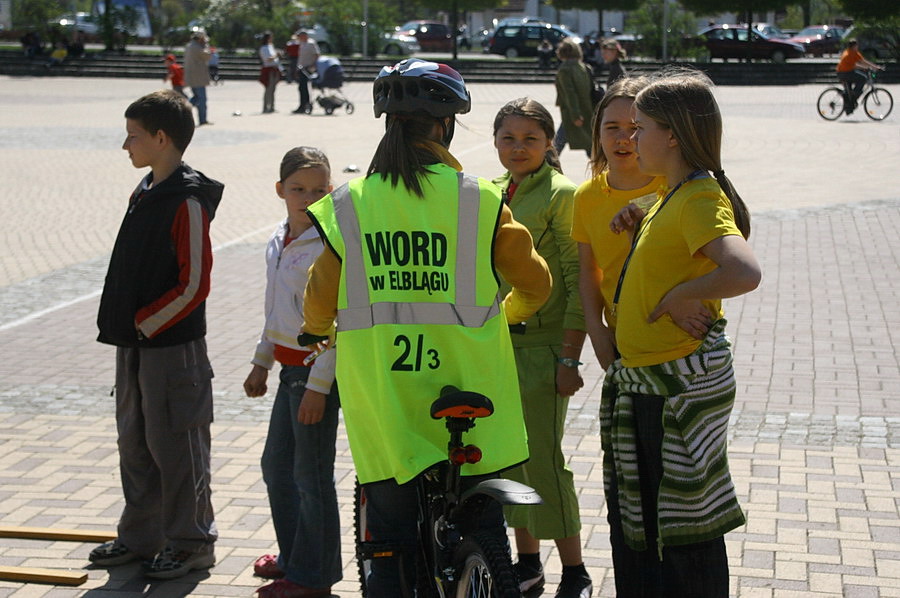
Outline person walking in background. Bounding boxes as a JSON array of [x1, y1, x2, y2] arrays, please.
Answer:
[[163, 53, 187, 98], [836, 39, 882, 114], [604, 69, 761, 596], [184, 29, 212, 125], [600, 39, 627, 88], [90, 89, 222, 580], [300, 59, 551, 596], [292, 30, 319, 114], [208, 45, 220, 85], [283, 32, 300, 84], [492, 97, 592, 598], [258, 32, 281, 114], [553, 38, 593, 158], [244, 147, 341, 598]]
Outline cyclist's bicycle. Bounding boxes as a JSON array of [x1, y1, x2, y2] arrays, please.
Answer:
[[354, 385, 543, 598], [817, 69, 893, 121]]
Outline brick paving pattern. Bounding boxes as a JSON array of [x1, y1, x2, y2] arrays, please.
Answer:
[[0, 76, 898, 597]]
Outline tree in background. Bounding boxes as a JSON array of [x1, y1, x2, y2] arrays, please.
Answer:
[[839, 0, 900, 60], [630, 0, 698, 59], [549, 0, 641, 36]]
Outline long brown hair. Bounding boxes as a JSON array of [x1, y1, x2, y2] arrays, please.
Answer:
[[589, 76, 647, 178], [366, 114, 449, 197], [492, 97, 562, 173], [634, 69, 751, 239]]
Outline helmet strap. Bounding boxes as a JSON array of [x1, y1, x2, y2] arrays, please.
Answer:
[[440, 117, 455, 147]]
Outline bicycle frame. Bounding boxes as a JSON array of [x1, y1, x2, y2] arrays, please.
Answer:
[[355, 387, 542, 597]]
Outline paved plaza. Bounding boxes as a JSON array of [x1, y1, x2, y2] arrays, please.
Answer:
[[0, 74, 898, 597]]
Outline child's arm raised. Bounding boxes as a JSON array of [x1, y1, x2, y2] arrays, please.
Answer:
[[649, 234, 761, 338]]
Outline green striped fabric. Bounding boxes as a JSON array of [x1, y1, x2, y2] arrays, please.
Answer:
[[600, 319, 745, 552]]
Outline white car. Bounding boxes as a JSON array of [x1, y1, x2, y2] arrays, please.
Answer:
[[50, 13, 99, 35], [306, 24, 419, 56]]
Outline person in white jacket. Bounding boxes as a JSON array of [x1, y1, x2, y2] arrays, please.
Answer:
[[243, 146, 342, 598]]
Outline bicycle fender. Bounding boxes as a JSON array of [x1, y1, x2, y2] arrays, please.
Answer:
[[460, 478, 543, 507]]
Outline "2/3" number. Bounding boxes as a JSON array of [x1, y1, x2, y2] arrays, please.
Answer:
[[391, 334, 440, 371]]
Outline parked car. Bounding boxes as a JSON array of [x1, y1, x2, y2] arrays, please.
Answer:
[[457, 27, 491, 52], [396, 20, 453, 52], [753, 22, 789, 39], [487, 22, 582, 58], [696, 24, 805, 62], [788, 25, 845, 57], [48, 12, 99, 36], [307, 24, 419, 56], [842, 25, 895, 60]]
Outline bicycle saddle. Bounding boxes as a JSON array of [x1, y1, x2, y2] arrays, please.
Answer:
[[431, 387, 494, 419]]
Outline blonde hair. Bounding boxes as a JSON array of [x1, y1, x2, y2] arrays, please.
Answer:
[[589, 76, 648, 178], [556, 38, 583, 61], [601, 39, 626, 61], [634, 68, 751, 238]]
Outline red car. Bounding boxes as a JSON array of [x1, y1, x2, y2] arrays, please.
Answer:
[[397, 20, 454, 52], [787, 25, 846, 57], [697, 24, 805, 62]]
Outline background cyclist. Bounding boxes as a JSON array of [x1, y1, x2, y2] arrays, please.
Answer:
[[836, 38, 882, 114]]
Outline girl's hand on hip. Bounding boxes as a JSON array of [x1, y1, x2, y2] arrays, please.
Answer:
[[649, 293, 712, 340]]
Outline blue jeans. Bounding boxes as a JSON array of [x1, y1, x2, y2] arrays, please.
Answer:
[[363, 472, 508, 597], [260, 365, 341, 588], [189, 86, 208, 124], [606, 393, 729, 597]]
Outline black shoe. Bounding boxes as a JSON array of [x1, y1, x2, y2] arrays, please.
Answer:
[[556, 568, 592, 598], [514, 560, 545, 595], [89, 540, 138, 567]]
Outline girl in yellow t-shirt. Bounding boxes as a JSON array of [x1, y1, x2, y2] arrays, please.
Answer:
[[604, 70, 761, 595], [573, 77, 665, 370]]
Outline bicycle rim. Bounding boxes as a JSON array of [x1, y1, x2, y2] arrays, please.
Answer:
[[817, 88, 845, 121], [452, 532, 519, 598], [864, 88, 894, 121]]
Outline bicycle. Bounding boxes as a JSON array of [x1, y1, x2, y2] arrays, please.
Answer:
[[817, 68, 893, 121], [354, 385, 543, 598]]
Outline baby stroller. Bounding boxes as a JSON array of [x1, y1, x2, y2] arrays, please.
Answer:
[[304, 56, 354, 115]]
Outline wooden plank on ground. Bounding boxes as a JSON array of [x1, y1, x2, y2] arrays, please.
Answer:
[[0, 526, 116, 542], [0, 565, 87, 585]]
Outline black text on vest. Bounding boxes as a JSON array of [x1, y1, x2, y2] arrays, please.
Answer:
[[364, 231, 447, 267]]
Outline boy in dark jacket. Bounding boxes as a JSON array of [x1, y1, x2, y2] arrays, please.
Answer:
[[91, 89, 223, 580]]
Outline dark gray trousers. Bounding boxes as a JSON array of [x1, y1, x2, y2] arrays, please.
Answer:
[[114, 338, 217, 557]]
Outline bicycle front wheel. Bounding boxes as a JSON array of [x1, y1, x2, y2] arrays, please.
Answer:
[[864, 88, 894, 121], [817, 87, 846, 121], [453, 532, 519, 598]]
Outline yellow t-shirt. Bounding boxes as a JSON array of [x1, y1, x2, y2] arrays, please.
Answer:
[[571, 171, 665, 331], [615, 177, 742, 367]]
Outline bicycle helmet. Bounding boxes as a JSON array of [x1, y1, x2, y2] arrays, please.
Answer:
[[373, 58, 471, 118]]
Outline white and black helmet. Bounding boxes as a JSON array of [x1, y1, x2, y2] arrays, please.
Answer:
[[373, 58, 471, 118]]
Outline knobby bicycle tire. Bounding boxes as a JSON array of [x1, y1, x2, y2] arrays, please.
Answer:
[[863, 88, 894, 121], [452, 531, 519, 598], [817, 87, 846, 121], [354, 481, 371, 597]]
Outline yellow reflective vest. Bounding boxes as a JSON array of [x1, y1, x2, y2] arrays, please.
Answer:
[[307, 164, 528, 485]]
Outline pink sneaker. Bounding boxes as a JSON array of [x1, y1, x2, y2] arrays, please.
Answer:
[[256, 578, 331, 598], [253, 554, 284, 579]]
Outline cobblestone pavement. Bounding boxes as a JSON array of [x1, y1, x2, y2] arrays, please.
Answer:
[[0, 76, 898, 597]]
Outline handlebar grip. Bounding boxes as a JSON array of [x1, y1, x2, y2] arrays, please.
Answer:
[[508, 323, 526, 335], [297, 332, 329, 347]]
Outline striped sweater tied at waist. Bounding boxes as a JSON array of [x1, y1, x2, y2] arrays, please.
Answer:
[[600, 319, 745, 552]]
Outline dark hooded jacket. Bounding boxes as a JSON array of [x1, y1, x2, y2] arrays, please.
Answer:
[[97, 163, 224, 348]]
